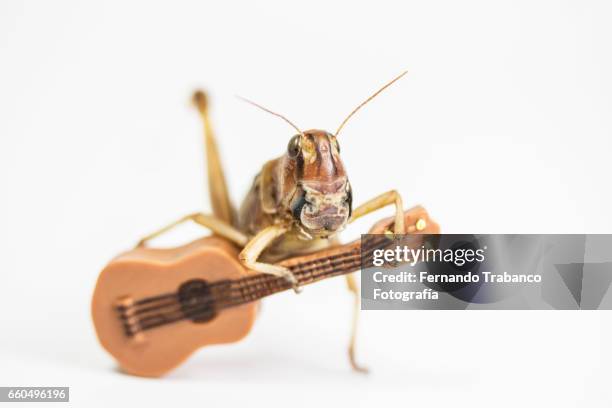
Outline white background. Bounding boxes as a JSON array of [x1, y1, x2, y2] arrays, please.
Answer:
[[1, 0, 612, 407]]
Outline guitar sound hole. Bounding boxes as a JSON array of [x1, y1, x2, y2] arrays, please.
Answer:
[[178, 279, 217, 323]]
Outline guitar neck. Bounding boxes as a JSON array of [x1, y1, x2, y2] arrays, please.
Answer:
[[216, 235, 391, 309]]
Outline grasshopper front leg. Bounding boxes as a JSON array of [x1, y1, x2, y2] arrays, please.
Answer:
[[350, 189, 405, 234], [238, 225, 301, 293]]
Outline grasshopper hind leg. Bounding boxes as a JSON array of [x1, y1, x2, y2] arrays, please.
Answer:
[[193, 90, 236, 226], [136, 212, 248, 248], [136, 92, 241, 248]]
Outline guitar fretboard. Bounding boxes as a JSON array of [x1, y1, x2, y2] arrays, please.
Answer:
[[220, 236, 385, 307], [116, 234, 421, 336]]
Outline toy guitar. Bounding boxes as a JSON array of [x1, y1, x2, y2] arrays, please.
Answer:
[[92, 206, 439, 377]]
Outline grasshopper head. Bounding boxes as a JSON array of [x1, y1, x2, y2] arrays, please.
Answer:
[[285, 130, 352, 239]]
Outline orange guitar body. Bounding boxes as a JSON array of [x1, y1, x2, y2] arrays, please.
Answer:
[[91, 237, 258, 377]]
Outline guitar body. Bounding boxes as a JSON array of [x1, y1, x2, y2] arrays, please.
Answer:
[[91, 236, 258, 377]]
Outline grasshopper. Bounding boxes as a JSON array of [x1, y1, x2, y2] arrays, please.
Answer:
[[137, 72, 424, 371]]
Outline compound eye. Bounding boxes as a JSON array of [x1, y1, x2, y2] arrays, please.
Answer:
[[287, 134, 301, 158]]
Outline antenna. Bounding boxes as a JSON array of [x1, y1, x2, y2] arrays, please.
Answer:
[[236, 95, 304, 136], [335, 71, 408, 137]]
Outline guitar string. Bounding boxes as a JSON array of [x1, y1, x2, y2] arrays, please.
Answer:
[[119, 248, 368, 318], [118, 246, 386, 335], [119, 244, 368, 314], [122, 259, 366, 334], [119, 252, 362, 321], [117, 253, 363, 332], [118, 256, 367, 335], [116, 245, 363, 313], [118, 236, 394, 334]]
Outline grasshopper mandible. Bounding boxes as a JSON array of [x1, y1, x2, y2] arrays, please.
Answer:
[[137, 72, 423, 372]]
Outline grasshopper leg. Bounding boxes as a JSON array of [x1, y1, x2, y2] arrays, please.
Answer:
[[350, 189, 405, 234], [193, 90, 236, 225], [345, 273, 369, 373], [327, 235, 369, 373], [340, 189, 406, 372], [136, 212, 248, 248], [238, 225, 301, 293]]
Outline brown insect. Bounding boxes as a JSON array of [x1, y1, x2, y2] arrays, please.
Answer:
[[136, 71, 423, 371]]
